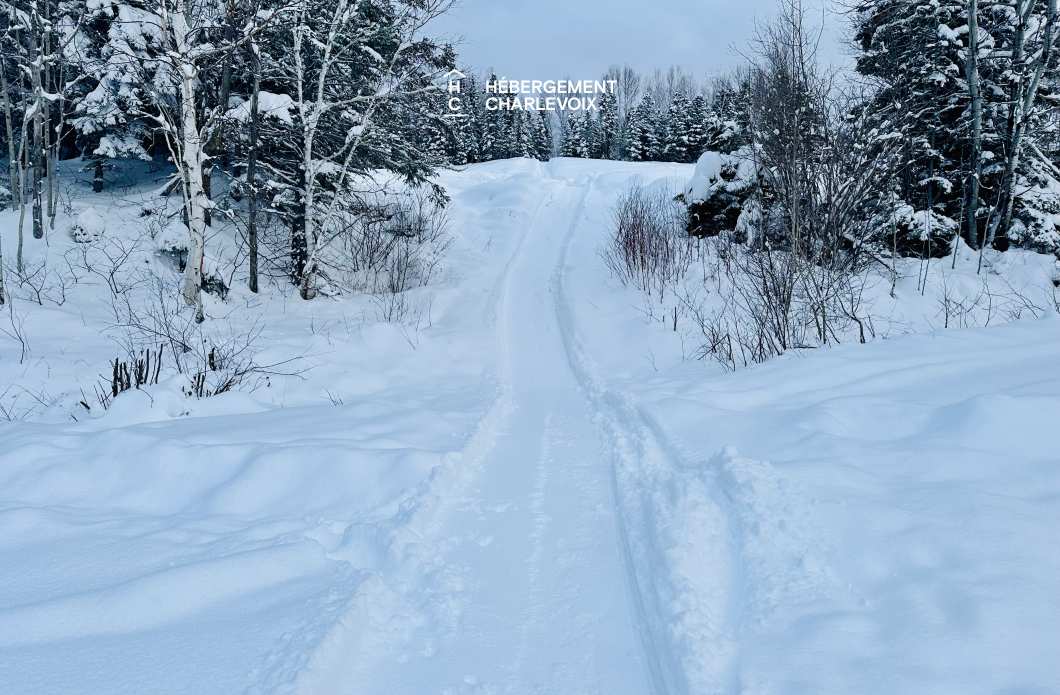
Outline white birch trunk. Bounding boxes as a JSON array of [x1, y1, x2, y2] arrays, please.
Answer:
[[27, 2, 45, 240], [988, 0, 1058, 246], [0, 55, 18, 206], [159, 0, 208, 320]]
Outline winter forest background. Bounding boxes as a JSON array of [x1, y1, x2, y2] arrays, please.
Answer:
[[2, 0, 1059, 317], [0, 0, 1057, 408]]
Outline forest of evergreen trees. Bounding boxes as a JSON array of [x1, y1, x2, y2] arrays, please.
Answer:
[[434, 67, 751, 166]]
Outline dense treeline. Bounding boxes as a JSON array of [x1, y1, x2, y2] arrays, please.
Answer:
[[680, 0, 1060, 260], [432, 66, 751, 165], [446, 0, 1060, 259], [0, 0, 456, 313], [853, 0, 1060, 257], [1, 0, 1059, 318], [602, 0, 1060, 373]]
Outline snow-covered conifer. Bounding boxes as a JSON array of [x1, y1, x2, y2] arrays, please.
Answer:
[[627, 92, 660, 161]]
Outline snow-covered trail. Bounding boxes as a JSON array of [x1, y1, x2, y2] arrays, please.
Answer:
[[298, 168, 681, 694], [8, 158, 1055, 695]]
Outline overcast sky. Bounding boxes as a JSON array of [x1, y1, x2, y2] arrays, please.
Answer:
[[432, 0, 850, 83]]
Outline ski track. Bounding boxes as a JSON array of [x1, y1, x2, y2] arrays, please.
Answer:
[[549, 174, 682, 695], [551, 174, 741, 695], [287, 165, 727, 695]]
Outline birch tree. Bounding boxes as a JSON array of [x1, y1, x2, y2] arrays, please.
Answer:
[[265, 0, 454, 299], [0, 17, 21, 211], [143, 0, 287, 320], [986, 0, 1059, 249]]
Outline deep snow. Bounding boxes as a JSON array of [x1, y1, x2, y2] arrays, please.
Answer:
[[0, 158, 1058, 694]]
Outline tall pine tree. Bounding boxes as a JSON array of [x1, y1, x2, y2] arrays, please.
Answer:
[[627, 92, 660, 161]]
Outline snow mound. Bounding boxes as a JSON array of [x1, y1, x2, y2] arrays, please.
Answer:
[[684, 146, 758, 203], [67, 206, 108, 243]]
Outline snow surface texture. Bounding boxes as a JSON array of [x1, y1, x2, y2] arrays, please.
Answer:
[[1, 158, 1059, 694]]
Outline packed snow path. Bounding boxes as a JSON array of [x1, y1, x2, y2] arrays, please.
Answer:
[[300, 169, 681, 694]]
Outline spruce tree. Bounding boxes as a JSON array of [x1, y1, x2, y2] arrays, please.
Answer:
[[481, 72, 503, 160], [851, 0, 1060, 253], [71, 0, 164, 163], [455, 71, 484, 163], [561, 112, 583, 157], [709, 76, 751, 154], [662, 91, 693, 162], [596, 91, 618, 159], [854, 0, 968, 225], [627, 92, 660, 161], [531, 112, 552, 160], [579, 111, 599, 158], [686, 95, 710, 161]]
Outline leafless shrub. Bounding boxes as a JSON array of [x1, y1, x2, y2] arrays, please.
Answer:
[[65, 236, 146, 320], [88, 345, 164, 411], [317, 187, 451, 299], [0, 300, 28, 364], [678, 234, 879, 369], [603, 184, 697, 298], [0, 385, 55, 422], [370, 292, 434, 344], [182, 335, 263, 399], [104, 273, 301, 402], [935, 273, 1049, 329], [11, 260, 71, 306]]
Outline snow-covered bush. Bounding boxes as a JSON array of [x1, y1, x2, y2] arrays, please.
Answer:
[[1010, 181, 1060, 257], [104, 271, 291, 403], [319, 186, 451, 299], [681, 147, 759, 241], [67, 207, 108, 243], [869, 202, 959, 259]]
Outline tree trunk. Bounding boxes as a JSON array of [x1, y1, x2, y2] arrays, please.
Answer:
[[247, 46, 260, 294], [290, 165, 308, 288], [179, 72, 208, 322], [965, 0, 983, 248], [202, 165, 212, 227], [0, 56, 19, 207], [27, 16, 45, 240], [989, 0, 1058, 249], [16, 140, 27, 272], [43, 0, 57, 221], [159, 0, 210, 321]]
